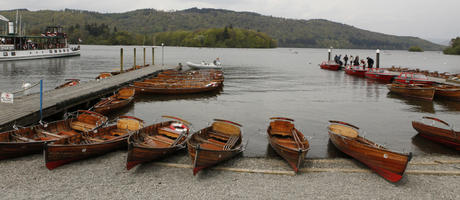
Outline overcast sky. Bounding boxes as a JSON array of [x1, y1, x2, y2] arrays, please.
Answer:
[[2, 0, 459, 41]]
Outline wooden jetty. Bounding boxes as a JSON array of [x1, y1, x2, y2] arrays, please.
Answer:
[[0, 65, 176, 132]]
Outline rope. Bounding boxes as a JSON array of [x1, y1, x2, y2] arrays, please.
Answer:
[[8, 81, 41, 94]]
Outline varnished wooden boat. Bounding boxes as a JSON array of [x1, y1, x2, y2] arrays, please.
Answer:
[[187, 119, 244, 175], [92, 87, 135, 114], [412, 116, 460, 150], [45, 115, 141, 170], [328, 120, 412, 182], [387, 83, 435, 100], [133, 80, 221, 94], [0, 110, 107, 160], [267, 117, 309, 172], [126, 116, 191, 170], [434, 84, 460, 101], [55, 79, 80, 89]]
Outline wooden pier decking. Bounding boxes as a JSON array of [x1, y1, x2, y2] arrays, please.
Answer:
[[0, 65, 176, 132]]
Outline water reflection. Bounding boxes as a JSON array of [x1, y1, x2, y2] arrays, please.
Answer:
[[435, 99, 460, 112], [387, 93, 435, 113]]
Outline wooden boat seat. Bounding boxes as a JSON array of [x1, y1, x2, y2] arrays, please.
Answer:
[[146, 135, 174, 145], [84, 137, 105, 143], [269, 121, 294, 136], [71, 121, 96, 132], [117, 118, 143, 131], [329, 124, 358, 138], [158, 127, 180, 138], [59, 130, 78, 136], [200, 142, 224, 151], [143, 139, 171, 148], [211, 121, 241, 136]]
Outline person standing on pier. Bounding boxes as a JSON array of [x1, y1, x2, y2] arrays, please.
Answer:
[[344, 55, 348, 66], [367, 57, 374, 68]]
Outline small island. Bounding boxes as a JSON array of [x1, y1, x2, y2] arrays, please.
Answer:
[[443, 37, 460, 55], [408, 46, 423, 52], [154, 26, 277, 48]]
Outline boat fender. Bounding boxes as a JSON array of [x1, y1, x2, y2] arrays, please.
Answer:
[[170, 122, 187, 133]]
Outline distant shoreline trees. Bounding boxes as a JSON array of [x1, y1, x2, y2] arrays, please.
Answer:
[[443, 37, 460, 55]]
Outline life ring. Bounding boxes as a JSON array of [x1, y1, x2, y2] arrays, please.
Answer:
[[170, 122, 187, 132]]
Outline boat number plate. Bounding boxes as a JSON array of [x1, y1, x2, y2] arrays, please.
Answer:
[[383, 154, 388, 159], [82, 148, 87, 153]]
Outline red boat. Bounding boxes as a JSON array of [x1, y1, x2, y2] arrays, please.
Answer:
[[320, 61, 341, 71], [365, 68, 398, 83], [412, 116, 460, 150], [344, 66, 367, 77], [394, 72, 435, 85]]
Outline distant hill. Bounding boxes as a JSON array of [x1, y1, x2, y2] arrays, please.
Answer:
[[0, 8, 444, 50]]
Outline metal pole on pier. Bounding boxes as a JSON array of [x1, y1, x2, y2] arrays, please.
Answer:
[[39, 80, 43, 121], [134, 48, 137, 67], [143, 47, 146, 67], [161, 43, 164, 66], [376, 49, 380, 68], [120, 48, 124, 72], [328, 48, 331, 61], [152, 47, 155, 65]]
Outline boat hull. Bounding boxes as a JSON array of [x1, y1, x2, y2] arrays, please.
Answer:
[[328, 132, 411, 182], [434, 87, 460, 101], [320, 64, 341, 71], [188, 144, 242, 175], [412, 121, 460, 150], [0, 141, 44, 160], [126, 142, 184, 170], [365, 72, 396, 83], [93, 98, 133, 114], [0, 48, 80, 62], [394, 78, 434, 85], [133, 83, 221, 94], [345, 68, 366, 77], [268, 138, 308, 172], [45, 137, 127, 170], [387, 84, 435, 100]]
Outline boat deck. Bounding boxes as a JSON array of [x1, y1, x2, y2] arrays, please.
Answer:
[[0, 65, 176, 132]]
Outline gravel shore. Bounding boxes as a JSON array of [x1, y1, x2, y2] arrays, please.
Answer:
[[1, 151, 459, 200]]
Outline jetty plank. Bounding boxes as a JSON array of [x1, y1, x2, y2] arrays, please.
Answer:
[[0, 65, 175, 132]]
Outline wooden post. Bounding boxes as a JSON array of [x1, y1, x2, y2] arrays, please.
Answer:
[[376, 49, 380, 68], [328, 49, 331, 61], [134, 48, 137, 67], [120, 48, 123, 72], [143, 47, 146, 67], [152, 47, 155, 65]]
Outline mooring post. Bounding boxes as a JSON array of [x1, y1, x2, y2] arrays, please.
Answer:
[[376, 49, 380, 68], [134, 48, 137, 67], [328, 48, 331, 61], [120, 48, 124, 72], [39, 80, 43, 121], [152, 47, 155, 66], [143, 47, 146, 67], [161, 43, 164, 66]]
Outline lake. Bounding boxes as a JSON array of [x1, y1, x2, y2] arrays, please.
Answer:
[[1, 45, 459, 158]]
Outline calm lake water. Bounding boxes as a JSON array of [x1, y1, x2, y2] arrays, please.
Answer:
[[1, 45, 460, 158]]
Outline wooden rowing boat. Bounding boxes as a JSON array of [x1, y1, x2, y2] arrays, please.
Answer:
[[0, 120, 77, 160], [434, 84, 460, 101], [92, 87, 135, 114], [267, 117, 309, 172], [133, 81, 221, 94], [55, 79, 80, 89], [126, 116, 191, 170], [0, 110, 107, 160], [328, 120, 412, 182], [412, 116, 460, 150], [187, 119, 244, 175], [45, 115, 141, 170], [387, 83, 435, 100]]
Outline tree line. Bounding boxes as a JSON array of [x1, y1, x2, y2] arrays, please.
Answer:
[[443, 37, 460, 55]]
